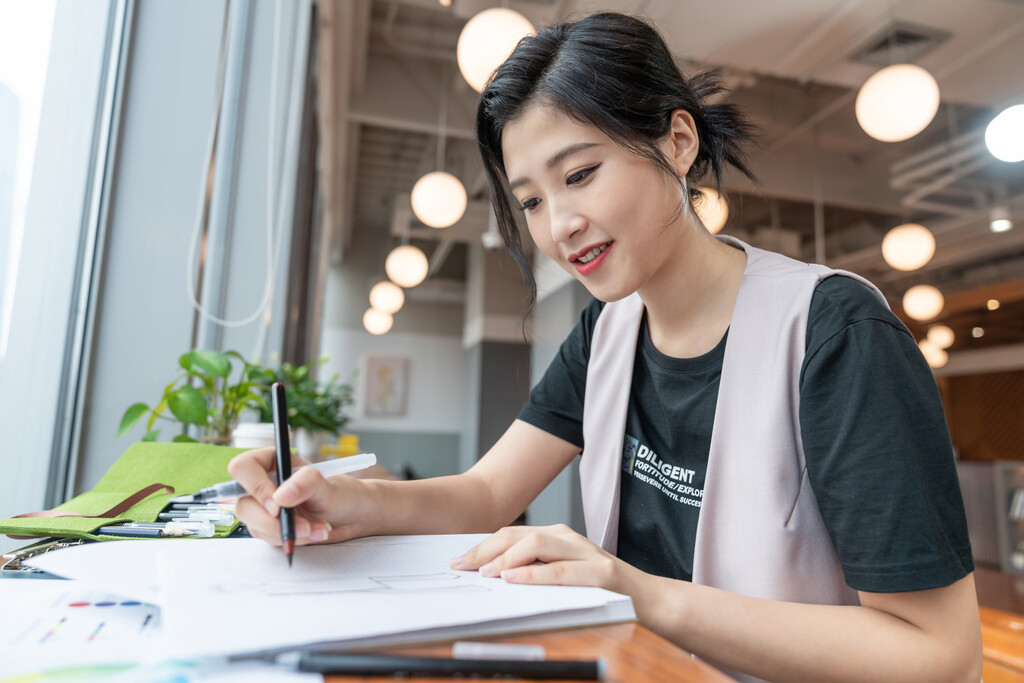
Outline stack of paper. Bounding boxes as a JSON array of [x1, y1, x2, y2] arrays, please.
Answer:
[[0, 579, 164, 679], [22, 534, 635, 661]]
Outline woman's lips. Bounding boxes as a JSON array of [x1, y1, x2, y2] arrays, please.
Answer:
[[572, 242, 612, 276]]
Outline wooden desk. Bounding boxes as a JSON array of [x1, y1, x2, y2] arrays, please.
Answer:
[[324, 623, 736, 682]]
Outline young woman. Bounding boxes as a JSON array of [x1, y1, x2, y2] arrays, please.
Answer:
[[230, 12, 981, 682]]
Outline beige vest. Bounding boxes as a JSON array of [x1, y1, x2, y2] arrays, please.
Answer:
[[580, 237, 885, 620]]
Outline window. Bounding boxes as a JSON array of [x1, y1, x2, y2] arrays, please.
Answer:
[[0, 0, 119, 553]]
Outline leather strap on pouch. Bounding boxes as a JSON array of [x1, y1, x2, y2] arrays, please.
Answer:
[[7, 483, 175, 539]]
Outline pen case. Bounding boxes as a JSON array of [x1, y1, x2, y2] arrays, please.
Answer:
[[0, 442, 246, 541]]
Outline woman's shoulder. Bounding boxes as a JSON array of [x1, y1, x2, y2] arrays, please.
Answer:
[[806, 275, 911, 354], [811, 274, 902, 328]]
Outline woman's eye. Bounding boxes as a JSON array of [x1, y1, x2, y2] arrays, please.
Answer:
[[518, 198, 540, 212], [567, 164, 600, 185]]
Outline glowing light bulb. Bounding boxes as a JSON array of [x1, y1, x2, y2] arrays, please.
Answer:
[[918, 339, 948, 368], [856, 64, 940, 142], [411, 171, 467, 228], [926, 324, 954, 349], [385, 245, 429, 288], [457, 8, 535, 92], [881, 223, 935, 271], [986, 104, 1024, 162], [363, 308, 393, 335], [369, 281, 404, 315], [902, 284, 944, 321]]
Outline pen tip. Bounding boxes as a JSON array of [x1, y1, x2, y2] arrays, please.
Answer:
[[288, 554, 293, 567], [283, 539, 294, 567]]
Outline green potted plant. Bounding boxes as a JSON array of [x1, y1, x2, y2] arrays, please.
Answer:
[[117, 349, 269, 444], [257, 356, 356, 460]]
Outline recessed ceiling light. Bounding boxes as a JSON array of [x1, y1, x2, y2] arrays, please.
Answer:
[[972, 327, 985, 338], [988, 299, 1001, 310], [990, 206, 1013, 233]]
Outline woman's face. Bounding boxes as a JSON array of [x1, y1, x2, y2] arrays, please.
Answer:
[[501, 104, 697, 303]]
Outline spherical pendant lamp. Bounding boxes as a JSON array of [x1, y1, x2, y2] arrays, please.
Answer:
[[926, 324, 954, 349], [457, 8, 534, 92], [902, 284, 944, 321], [855, 64, 940, 142], [881, 223, 935, 271], [695, 187, 729, 234], [369, 281, 405, 315], [363, 308, 393, 336], [917, 339, 948, 369], [411, 171, 467, 228], [385, 245, 429, 288], [986, 104, 1024, 162]]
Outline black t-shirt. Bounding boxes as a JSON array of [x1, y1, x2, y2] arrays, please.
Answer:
[[518, 276, 974, 594]]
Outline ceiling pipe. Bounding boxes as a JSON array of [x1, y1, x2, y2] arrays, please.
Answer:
[[891, 142, 985, 191], [931, 185, 988, 205], [904, 200, 975, 218], [889, 129, 983, 180], [768, 12, 1024, 160], [378, 0, 457, 62], [760, 90, 855, 158], [812, 130, 826, 264], [829, 190, 1024, 272], [428, 239, 454, 276], [901, 155, 991, 206]]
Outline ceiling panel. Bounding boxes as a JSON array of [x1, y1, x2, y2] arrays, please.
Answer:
[[325, 0, 1024, 346]]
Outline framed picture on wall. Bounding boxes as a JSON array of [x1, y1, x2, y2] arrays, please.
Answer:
[[363, 355, 409, 418]]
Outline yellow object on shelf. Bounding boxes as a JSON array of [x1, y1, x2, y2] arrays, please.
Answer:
[[321, 433, 360, 459]]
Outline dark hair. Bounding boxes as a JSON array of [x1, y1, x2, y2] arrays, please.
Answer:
[[476, 11, 756, 312]]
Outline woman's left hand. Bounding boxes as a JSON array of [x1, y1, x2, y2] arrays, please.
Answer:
[[449, 524, 644, 597]]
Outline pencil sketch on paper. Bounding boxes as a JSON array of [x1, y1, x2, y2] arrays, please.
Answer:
[[209, 571, 489, 597]]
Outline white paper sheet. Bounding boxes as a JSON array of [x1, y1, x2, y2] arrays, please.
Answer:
[[23, 535, 634, 660], [0, 579, 165, 679], [157, 535, 634, 658], [26, 539, 168, 604], [0, 579, 322, 682]]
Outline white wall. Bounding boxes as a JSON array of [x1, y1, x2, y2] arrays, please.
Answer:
[[320, 326, 465, 434]]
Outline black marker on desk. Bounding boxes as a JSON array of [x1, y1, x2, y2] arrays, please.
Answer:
[[276, 653, 605, 680], [272, 382, 295, 567]]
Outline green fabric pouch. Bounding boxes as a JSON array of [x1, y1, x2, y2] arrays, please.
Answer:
[[0, 442, 247, 541]]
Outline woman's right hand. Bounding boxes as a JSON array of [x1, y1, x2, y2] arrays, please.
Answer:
[[228, 447, 375, 547]]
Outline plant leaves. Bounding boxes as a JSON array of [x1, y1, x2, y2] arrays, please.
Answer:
[[179, 353, 192, 371], [147, 397, 168, 432], [172, 433, 197, 443], [117, 403, 150, 439], [190, 349, 232, 378], [142, 429, 160, 442], [168, 385, 209, 425]]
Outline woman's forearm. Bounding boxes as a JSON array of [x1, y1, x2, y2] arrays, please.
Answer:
[[349, 420, 580, 539], [626, 570, 981, 683], [354, 470, 518, 537]]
